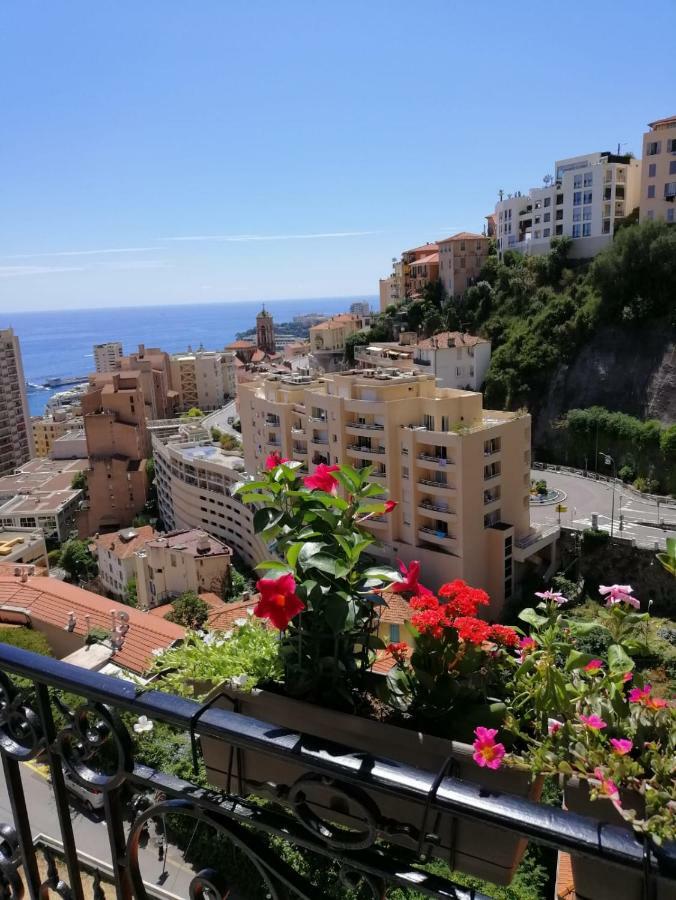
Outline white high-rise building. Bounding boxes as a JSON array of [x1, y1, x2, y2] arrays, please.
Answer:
[[93, 341, 123, 373], [495, 151, 641, 259], [0, 328, 33, 476]]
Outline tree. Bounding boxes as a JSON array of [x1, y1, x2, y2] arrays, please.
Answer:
[[125, 577, 138, 608], [59, 539, 98, 584], [184, 407, 204, 418], [71, 470, 87, 491], [165, 592, 209, 630]]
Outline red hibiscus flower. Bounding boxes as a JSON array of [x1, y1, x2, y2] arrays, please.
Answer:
[[488, 624, 519, 648], [454, 616, 492, 646], [383, 500, 398, 513], [265, 451, 290, 470], [303, 464, 340, 495], [389, 560, 432, 597], [254, 573, 305, 630]]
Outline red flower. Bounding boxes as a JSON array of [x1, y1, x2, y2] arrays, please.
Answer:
[[303, 464, 340, 495], [488, 624, 519, 648], [383, 500, 398, 513], [439, 580, 490, 618], [265, 451, 290, 469], [409, 593, 439, 611], [386, 641, 408, 663], [584, 659, 604, 672], [410, 606, 447, 639], [454, 616, 492, 646], [254, 573, 305, 630], [389, 560, 432, 597]]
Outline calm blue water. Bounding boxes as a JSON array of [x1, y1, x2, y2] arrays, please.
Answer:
[[2, 297, 375, 415]]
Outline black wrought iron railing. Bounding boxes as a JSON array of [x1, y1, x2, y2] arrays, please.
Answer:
[[0, 642, 674, 899]]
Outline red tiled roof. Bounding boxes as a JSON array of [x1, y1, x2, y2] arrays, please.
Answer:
[[406, 242, 439, 254], [0, 575, 184, 674], [377, 590, 412, 625], [92, 525, 156, 560], [226, 340, 256, 350], [436, 231, 487, 243], [415, 330, 487, 350]]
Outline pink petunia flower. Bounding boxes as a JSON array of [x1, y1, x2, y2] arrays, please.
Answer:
[[579, 714, 607, 730], [535, 589, 568, 606], [610, 738, 633, 755], [628, 684, 669, 709], [599, 584, 640, 609], [472, 727, 506, 770], [584, 659, 604, 672]]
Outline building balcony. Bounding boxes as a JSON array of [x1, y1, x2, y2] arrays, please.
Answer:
[[347, 444, 386, 456], [418, 500, 456, 520], [345, 421, 385, 433], [418, 478, 455, 493], [291, 426, 306, 436], [311, 437, 329, 446], [418, 527, 457, 550], [265, 416, 281, 426], [416, 453, 452, 469], [0, 642, 663, 899]]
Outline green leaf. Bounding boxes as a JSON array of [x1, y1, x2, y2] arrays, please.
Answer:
[[253, 507, 282, 533], [321, 594, 349, 633], [568, 621, 610, 637], [363, 566, 400, 583], [608, 643, 634, 674], [297, 541, 327, 567], [518, 607, 548, 629], [255, 560, 292, 574], [335, 465, 361, 494], [285, 542, 303, 570], [565, 650, 594, 671]]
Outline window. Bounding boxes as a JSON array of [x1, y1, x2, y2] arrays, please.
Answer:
[[670, 161, 676, 175], [646, 210, 655, 220], [582, 223, 591, 237], [583, 172, 593, 187], [543, 227, 550, 237], [573, 209, 581, 223], [583, 206, 592, 221], [573, 191, 582, 206], [668, 208, 675, 223], [389, 624, 400, 642], [648, 163, 657, 177], [441, 415, 449, 431], [647, 185, 656, 199], [556, 209, 563, 220], [544, 196, 551, 207], [534, 215, 540, 224], [555, 224, 563, 235], [615, 185, 625, 199], [647, 141, 661, 156], [573, 174, 582, 189], [423, 414, 434, 431], [556, 193, 564, 205], [583, 191, 593, 204], [668, 139, 676, 153], [572, 224, 581, 238], [543, 211, 550, 222], [602, 219, 611, 234], [665, 182, 676, 198]]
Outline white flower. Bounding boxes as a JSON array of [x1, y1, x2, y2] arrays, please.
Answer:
[[150, 648, 164, 657], [234, 618, 247, 627], [229, 674, 248, 688], [223, 630, 233, 640], [246, 607, 255, 617], [203, 632, 216, 646], [133, 716, 154, 734]]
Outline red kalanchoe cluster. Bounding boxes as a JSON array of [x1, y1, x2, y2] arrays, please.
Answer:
[[303, 463, 340, 494], [454, 616, 492, 646], [489, 624, 520, 648], [255, 573, 305, 630], [410, 604, 447, 639], [265, 451, 290, 469], [386, 641, 409, 663], [438, 580, 490, 617]]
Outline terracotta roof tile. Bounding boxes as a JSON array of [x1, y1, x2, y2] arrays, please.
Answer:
[[415, 330, 487, 350], [436, 231, 487, 243], [0, 575, 184, 674], [377, 590, 412, 625], [92, 525, 156, 560]]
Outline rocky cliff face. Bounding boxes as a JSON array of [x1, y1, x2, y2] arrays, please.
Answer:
[[533, 321, 676, 444]]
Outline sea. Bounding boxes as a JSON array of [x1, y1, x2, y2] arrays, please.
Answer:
[[2, 297, 376, 416]]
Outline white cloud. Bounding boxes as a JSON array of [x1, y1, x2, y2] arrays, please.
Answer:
[[0, 265, 86, 278], [162, 230, 378, 242], [1, 247, 160, 260], [95, 259, 169, 271]]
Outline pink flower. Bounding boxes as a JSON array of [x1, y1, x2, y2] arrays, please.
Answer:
[[548, 718, 563, 735], [383, 500, 398, 513], [518, 636, 536, 661], [389, 560, 433, 597], [593, 767, 621, 804], [472, 727, 505, 770], [599, 584, 640, 609], [535, 589, 567, 606], [303, 463, 340, 495], [579, 714, 607, 730], [610, 738, 633, 755], [622, 672, 633, 683], [584, 659, 604, 672], [265, 451, 290, 470], [628, 684, 669, 709]]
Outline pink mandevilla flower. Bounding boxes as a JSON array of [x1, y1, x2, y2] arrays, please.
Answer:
[[584, 659, 604, 672], [622, 672, 633, 683], [599, 584, 640, 609], [579, 714, 607, 730], [472, 727, 506, 770], [610, 738, 633, 755], [534, 589, 567, 606]]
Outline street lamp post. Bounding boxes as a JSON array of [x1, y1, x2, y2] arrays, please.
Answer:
[[599, 452, 616, 538]]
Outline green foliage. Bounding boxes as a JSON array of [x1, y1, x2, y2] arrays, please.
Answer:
[[210, 426, 222, 441], [533, 479, 547, 496], [47, 548, 62, 567], [656, 537, 676, 578], [183, 407, 204, 418], [164, 591, 209, 629], [125, 576, 138, 608], [223, 560, 254, 600], [581, 528, 610, 550], [344, 319, 392, 363], [84, 625, 110, 646], [218, 432, 242, 451], [70, 470, 87, 491], [149, 622, 282, 698], [59, 539, 98, 584], [0, 627, 52, 656]]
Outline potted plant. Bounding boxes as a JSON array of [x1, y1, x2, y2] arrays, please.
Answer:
[[193, 456, 539, 884], [493, 586, 675, 900]]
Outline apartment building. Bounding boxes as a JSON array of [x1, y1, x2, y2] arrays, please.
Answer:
[[170, 349, 225, 412], [437, 233, 490, 298], [640, 115, 676, 223], [239, 369, 558, 615], [309, 313, 373, 372], [379, 260, 405, 311], [77, 372, 150, 537], [0, 528, 48, 569], [134, 529, 232, 610], [119, 345, 178, 420], [495, 151, 641, 259], [355, 331, 491, 391], [0, 328, 33, 476], [404, 243, 439, 297], [93, 342, 123, 373], [221, 351, 237, 398], [50, 429, 87, 460], [32, 411, 82, 458], [92, 525, 156, 599], [153, 432, 267, 569], [0, 457, 87, 541]]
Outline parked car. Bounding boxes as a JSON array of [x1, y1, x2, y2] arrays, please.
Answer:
[[62, 769, 105, 811]]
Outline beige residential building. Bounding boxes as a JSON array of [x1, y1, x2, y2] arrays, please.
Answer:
[[32, 411, 82, 458], [437, 233, 490, 298], [134, 529, 232, 610], [171, 349, 225, 412], [640, 115, 676, 224], [51, 429, 87, 460], [0, 457, 87, 542], [221, 351, 237, 399], [93, 341, 123, 374], [119, 345, 178, 419], [92, 525, 157, 599], [0, 328, 33, 476], [78, 372, 150, 537], [153, 432, 267, 569], [309, 313, 373, 372], [379, 260, 405, 311], [0, 527, 48, 570], [239, 370, 557, 615]]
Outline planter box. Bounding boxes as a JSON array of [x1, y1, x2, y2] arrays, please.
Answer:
[[200, 687, 541, 885], [564, 780, 671, 900]]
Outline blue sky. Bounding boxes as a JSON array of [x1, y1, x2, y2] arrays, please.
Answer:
[[1, 1, 675, 312]]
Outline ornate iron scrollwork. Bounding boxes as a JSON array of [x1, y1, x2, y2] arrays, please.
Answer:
[[0, 674, 43, 762], [0, 824, 23, 898], [288, 774, 380, 850], [55, 701, 133, 791]]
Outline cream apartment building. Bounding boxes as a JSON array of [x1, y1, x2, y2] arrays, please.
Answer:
[[170, 349, 225, 412], [0, 328, 33, 476], [239, 370, 557, 614], [495, 151, 641, 259], [92, 525, 156, 599], [309, 313, 372, 372], [437, 233, 490, 298], [640, 115, 676, 223], [93, 342, 123, 373], [32, 412, 83, 458]]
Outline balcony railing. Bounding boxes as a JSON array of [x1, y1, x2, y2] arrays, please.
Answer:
[[0, 644, 673, 899], [345, 421, 385, 431], [347, 444, 385, 455]]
